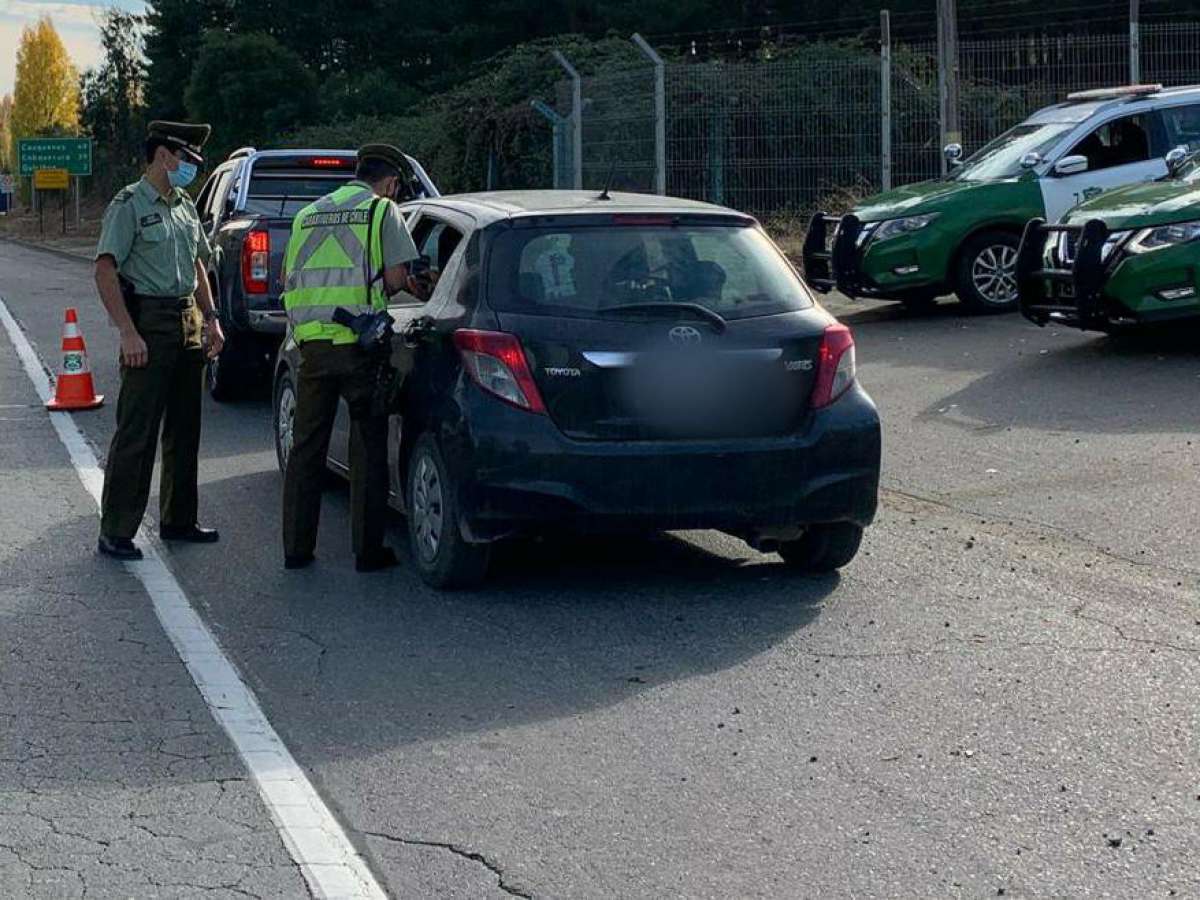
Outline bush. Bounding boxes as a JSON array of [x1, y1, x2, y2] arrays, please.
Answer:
[[285, 34, 642, 193]]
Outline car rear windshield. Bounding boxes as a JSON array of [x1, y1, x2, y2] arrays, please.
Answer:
[[242, 174, 354, 216], [486, 222, 813, 320]]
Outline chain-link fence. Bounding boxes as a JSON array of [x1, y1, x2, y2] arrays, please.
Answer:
[[545, 15, 1200, 219]]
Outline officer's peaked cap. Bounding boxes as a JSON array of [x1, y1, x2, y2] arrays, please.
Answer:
[[357, 143, 407, 176], [147, 121, 211, 164]]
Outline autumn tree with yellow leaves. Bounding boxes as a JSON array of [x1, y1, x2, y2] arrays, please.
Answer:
[[0, 95, 13, 172], [11, 16, 80, 152]]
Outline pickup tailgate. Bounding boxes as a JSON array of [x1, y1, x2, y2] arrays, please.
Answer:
[[234, 215, 299, 316]]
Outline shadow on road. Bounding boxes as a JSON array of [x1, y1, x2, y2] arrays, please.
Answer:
[[148, 466, 838, 762], [912, 326, 1200, 435]]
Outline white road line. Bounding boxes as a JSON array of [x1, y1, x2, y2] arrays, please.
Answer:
[[0, 297, 388, 900]]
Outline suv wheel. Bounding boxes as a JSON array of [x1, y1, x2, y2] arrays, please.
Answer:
[[955, 230, 1021, 313], [206, 335, 239, 401], [778, 523, 864, 573], [406, 434, 490, 589], [273, 372, 296, 475]]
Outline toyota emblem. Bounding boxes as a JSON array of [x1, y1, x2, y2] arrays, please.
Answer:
[[668, 325, 703, 345]]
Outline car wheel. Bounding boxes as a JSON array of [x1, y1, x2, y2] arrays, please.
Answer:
[[273, 372, 296, 476], [406, 433, 490, 589], [206, 334, 239, 402], [955, 230, 1021, 314], [777, 523, 864, 573]]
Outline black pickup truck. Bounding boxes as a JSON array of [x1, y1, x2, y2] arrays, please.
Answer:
[[194, 148, 439, 400]]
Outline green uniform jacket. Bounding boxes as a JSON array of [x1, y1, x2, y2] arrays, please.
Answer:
[[95, 176, 211, 297]]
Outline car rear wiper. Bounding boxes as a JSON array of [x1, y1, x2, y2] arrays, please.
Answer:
[[599, 302, 727, 333]]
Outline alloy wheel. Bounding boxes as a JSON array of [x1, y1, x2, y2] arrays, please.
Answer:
[[971, 244, 1018, 305], [277, 382, 296, 470], [411, 454, 444, 563], [206, 355, 219, 393]]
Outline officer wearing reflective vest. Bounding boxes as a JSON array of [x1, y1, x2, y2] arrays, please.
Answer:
[[281, 144, 422, 572]]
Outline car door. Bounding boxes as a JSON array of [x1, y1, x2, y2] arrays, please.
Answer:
[[325, 211, 472, 500], [1040, 111, 1167, 221]]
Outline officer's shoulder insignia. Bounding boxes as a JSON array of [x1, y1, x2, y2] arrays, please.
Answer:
[[139, 212, 163, 227], [114, 187, 136, 203]]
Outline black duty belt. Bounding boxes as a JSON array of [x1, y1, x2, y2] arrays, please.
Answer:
[[132, 294, 193, 310]]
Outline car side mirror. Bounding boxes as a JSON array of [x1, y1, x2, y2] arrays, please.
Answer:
[[1166, 144, 1190, 175], [943, 143, 963, 167], [1053, 155, 1089, 176]]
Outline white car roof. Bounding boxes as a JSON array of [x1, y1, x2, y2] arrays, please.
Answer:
[[1027, 84, 1200, 126]]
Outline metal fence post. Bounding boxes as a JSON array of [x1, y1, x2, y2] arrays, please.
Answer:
[[936, 0, 961, 174], [881, 10, 893, 192], [552, 50, 583, 189], [1129, 0, 1141, 82], [632, 33, 667, 195], [531, 100, 568, 188]]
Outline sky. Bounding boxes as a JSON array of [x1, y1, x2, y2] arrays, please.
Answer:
[[0, 0, 145, 96]]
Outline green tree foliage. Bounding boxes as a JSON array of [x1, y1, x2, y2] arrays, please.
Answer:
[[79, 9, 146, 192], [143, 0, 227, 120], [286, 35, 643, 193], [183, 31, 318, 161]]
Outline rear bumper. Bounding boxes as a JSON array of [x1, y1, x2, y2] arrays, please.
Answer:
[[447, 383, 882, 539], [247, 309, 289, 334]]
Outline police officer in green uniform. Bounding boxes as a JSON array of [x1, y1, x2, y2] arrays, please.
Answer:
[[281, 144, 423, 572], [93, 121, 226, 560]]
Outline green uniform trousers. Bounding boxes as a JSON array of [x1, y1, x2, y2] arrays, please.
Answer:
[[100, 298, 205, 540], [282, 341, 390, 559]]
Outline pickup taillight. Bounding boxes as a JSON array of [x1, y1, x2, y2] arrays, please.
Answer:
[[241, 229, 270, 294]]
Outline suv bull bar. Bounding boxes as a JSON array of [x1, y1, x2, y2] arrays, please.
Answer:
[[802, 213, 864, 297], [1016, 217, 1120, 329]]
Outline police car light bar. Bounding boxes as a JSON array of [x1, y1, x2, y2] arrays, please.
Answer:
[[1066, 84, 1164, 101]]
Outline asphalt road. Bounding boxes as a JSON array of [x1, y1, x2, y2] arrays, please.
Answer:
[[1, 238, 1198, 899]]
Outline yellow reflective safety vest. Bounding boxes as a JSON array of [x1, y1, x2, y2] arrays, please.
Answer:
[[283, 182, 390, 345]]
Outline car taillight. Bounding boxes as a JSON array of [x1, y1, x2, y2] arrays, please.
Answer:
[[811, 323, 856, 408], [453, 330, 547, 414], [309, 157, 349, 168], [241, 229, 270, 294]]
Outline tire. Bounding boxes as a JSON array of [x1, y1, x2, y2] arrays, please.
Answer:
[[206, 333, 240, 402], [406, 433, 490, 589], [954, 229, 1021, 314], [777, 523, 864, 573], [273, 371, 296, 476]]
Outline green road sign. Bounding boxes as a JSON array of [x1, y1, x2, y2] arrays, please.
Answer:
[[17, 138, 92, 176]]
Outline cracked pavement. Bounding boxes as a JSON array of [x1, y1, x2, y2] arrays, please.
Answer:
[[2, 239, 1198, 898], [0, 320, 308, 899]]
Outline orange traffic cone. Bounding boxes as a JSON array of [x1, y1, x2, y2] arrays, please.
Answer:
[[46, 308, 104, 411]]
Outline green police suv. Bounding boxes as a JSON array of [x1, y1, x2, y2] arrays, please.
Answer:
[[805, 84, 1200, 313], [1018, 144, 1200, 332]]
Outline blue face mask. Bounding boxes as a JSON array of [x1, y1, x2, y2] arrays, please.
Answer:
[[168, 159, 198, 189]]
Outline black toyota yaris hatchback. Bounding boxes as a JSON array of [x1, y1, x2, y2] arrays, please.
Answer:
[[273, 191, 881, 588]]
